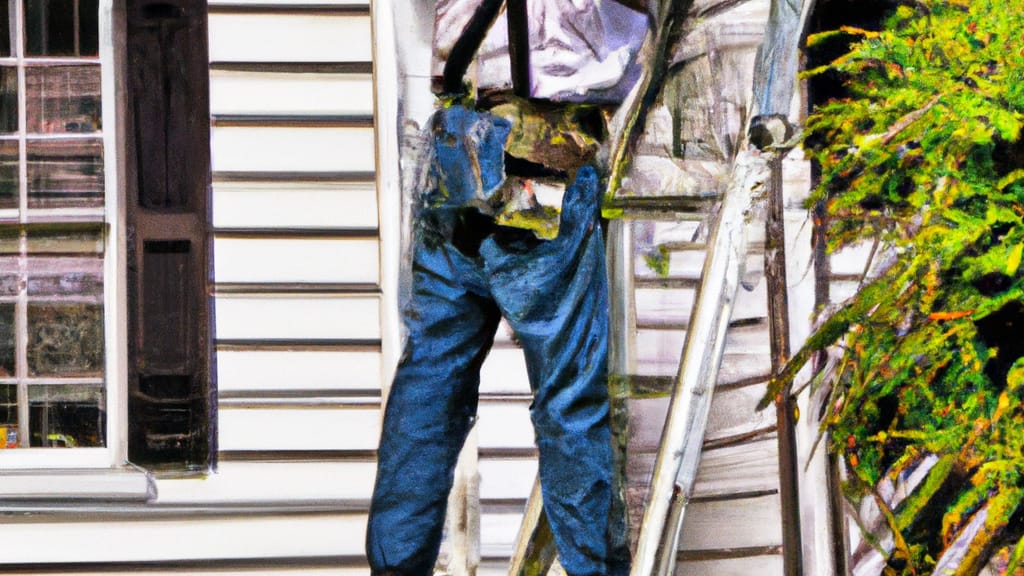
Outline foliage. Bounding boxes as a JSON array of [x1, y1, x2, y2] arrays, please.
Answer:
[[771, 1, 1024, 573], [642, 244, 672, 278]]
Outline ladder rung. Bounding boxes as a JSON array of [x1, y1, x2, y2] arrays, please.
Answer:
[[702, 425, 777, 451], [611, 370, 772, 398], [652, 240, 708, 251], [634, 277, 700, 289], [677, 545, 785, 562], [689, 488, 780, 505], [607, 195, 720, 212], [635, 315, 767, 332]]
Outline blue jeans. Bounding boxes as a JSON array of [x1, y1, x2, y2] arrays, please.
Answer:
[[366, 165, 627, 576]]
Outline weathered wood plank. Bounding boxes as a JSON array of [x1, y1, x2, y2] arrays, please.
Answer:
[[675, 554, 785, 576], [634, 323, 771, 381], [633, 278, 766, 328], [692, 438, 780, 499], [678, 493, 784, 551], [628, 438, 781, 501], [627, 382, 774, 452], [480, 511, 527, 558], [829, 241, 875, 276]]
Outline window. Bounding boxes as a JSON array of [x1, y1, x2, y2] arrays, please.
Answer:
[[0, 0, 214, 475], [0, 0, 109, 459]]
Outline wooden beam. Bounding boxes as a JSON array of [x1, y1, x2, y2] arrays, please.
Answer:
[[765, 155, 804, 576], [508, 477, 558, 576]]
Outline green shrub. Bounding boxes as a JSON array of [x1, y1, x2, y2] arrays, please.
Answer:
[[770, 1, 1024, 572]]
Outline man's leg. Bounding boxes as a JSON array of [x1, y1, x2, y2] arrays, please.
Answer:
[[481, 166, 629, 576], [367, 230, 500, 575]]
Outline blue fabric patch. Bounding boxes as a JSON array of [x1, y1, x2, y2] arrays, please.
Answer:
[[428, 104, 511, 208]]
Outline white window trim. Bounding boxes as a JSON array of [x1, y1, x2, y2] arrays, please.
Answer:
[[372, 0, 402, 406], [0, 0, 148, 495], [0, 465, 154, 500]]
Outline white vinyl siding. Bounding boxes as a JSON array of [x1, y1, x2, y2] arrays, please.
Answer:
[[207, 13, 373, 63], [218, 407, 382, 452], [210, 71, 375, 116], [215, 296, 381, 341], [211, 126, 376, 174], [0, 515, 368, 563], [214, 238, 380, 285], [213, 182, 379, 229], [0, 0, 393, 570], [217, 350, 382, 393], [155, 460, 378, 503]]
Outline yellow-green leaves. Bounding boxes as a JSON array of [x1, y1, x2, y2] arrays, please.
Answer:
[[797, 0, 1024, 573], [1008, 244, 1024, 276]]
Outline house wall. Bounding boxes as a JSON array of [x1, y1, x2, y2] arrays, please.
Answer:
[[0, 1, 540, 573], [0, 0, 851, 574]]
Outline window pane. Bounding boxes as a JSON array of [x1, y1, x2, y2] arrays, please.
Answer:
[[0, 140, 16, 209], [25, 0, 100, 57], [27, 232, 105, 379], [25, 225, 103, 254], [0, 253, 17, 297], [0, 67, 17, 134], [27, 302, 103, 377], [28, 257, 102, 300], [0, 385, 16, 448], [27, 138, 104, 209], [28, 384, 104, 447], [0, 3, 10, 57], [0, 302, 13, 377], [26, 65, 101, 134]]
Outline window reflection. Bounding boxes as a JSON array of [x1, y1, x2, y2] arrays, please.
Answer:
[[0, 67, 16, 134], [28, 384, 104, 447], [27, 138, 104, 209], [26, 65, 101, 134], [25, 0, 100, 57], [0, 303, 13, 376], [0, 140, 16, 209], [0, 3, 10, 57], [0, 0, 107, 451], [0, 385, 15, 448], [27, 229, 103, 377], [28, 304, 103, 378]]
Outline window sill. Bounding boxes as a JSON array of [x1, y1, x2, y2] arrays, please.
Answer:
[[0, 466, 156, 502]]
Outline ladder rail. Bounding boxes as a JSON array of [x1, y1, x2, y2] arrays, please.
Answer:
[[629, 152, 768, 576], [508, 477, 557, 576]]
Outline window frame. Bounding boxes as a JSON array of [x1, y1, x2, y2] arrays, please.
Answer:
[[0, 0, 130, 471]]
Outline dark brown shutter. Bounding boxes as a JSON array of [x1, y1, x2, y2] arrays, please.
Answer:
[[125, 0, 214, 471]]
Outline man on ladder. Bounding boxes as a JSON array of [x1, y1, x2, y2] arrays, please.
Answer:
[[366, 0, 648, 574]]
